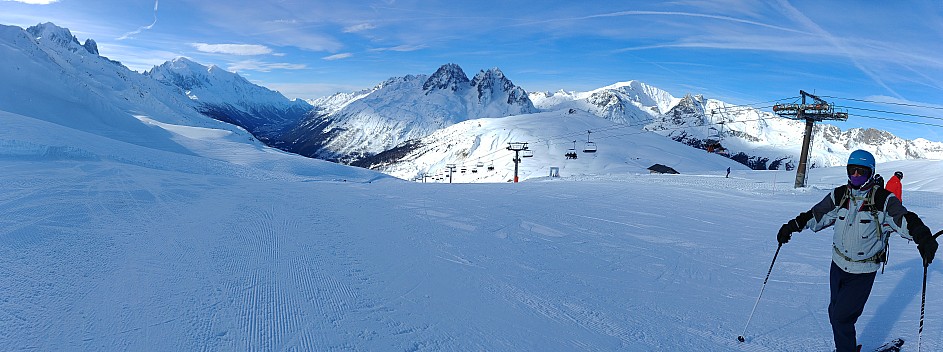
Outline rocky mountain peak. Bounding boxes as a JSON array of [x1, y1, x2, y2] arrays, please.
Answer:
[[146, 57, 212, 91], [82, 38, 98, 55], [26, 22, 97, 55], [422, 63, 470, 92], [470, 67, 511, 91]]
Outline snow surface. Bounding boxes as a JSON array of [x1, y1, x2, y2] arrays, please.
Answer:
[[2, 106, 942, 351]]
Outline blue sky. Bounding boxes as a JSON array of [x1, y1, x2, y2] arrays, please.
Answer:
[[2, 0, 943, 141]]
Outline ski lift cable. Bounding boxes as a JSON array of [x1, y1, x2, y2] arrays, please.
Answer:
[[833, 105, 943, 122], [820, 95, 943, 111], [851, 113, 943, 129]]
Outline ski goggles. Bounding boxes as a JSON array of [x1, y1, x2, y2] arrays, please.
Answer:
[[847, 165, 871, 177]]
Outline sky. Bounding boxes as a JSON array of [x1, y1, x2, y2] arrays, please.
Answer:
[[2, 0, 943, 141]]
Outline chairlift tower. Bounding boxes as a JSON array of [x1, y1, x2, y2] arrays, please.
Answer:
[[507, 142, 529, 183], [446, 164, 457, 184], [772, 90, 848, 188]]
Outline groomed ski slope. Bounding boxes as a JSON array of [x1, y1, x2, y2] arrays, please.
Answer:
[[1, 109, 942, 351]]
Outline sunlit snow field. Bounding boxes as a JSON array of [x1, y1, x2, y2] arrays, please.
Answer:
[[1, 110, 941, 351]]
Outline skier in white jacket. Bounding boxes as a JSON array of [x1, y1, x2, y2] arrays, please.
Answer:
[[776, 149, 938, 352]]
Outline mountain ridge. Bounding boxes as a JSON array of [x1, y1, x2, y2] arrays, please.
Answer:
[[3, 22, 941, 181]]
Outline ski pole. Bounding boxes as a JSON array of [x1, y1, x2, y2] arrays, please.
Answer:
[[917, 229, 943, 352], [738, 243, 782, 343]]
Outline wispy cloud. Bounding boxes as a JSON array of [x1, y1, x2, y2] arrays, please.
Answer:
[[343, 23, 375, 33], [227, 60, 307, 72], [515, 10, 812, 36], [323, 53, 353, 61], [191, 43, 273, 56], [370, 44, 427, 52], [117, 0, 159, 40], [3, 0, 59, 4], [771, 0, 900, 98], [95, 42, 182, 73]]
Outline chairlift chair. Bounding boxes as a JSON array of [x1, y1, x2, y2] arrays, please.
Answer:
[[583, 130, 597, 153], [565, 140, 578, 159], [487, 162, 495, 171], [522, 150, 534, 158]]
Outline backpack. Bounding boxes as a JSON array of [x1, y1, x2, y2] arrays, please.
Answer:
[[833, 184, 894, 273]]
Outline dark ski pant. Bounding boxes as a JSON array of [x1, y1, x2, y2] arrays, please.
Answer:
[[829, 261, 876, 352]]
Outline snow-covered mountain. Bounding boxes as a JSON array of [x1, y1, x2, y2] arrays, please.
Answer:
[[355, 80, 943, 180], [527, 81, 943, 171], [146, 57, 313, 145], [529, 80, 678, 125], [0, 22, 229, 153], [0, 22, 381, 179], [5, 22, 941, 181], [645, 94, 943, 170], [278, 63, 538, 163]]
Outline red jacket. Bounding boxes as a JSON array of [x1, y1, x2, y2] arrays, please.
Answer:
[[885, 175, 902, 202]]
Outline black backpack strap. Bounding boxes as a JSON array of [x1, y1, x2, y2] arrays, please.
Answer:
[[870, 187, 891, 211], [833, 185, 849, 209]]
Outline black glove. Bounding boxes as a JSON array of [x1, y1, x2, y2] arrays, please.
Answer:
[[919, 237, 938, 265], [905, 212, 938, 265], [778, 221, 799, 244]]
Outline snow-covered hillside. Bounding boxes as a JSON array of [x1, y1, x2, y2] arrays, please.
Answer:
[[366, 109, 747, 183], [0, 23, 226, 153], [3, 105, 943, 351]]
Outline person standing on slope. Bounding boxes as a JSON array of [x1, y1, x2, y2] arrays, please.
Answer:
[[775, 150, 938, 352], [886, 171, 904, 202]]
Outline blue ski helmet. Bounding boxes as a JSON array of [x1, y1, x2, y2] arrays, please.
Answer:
[[847, 149, 875, 175]]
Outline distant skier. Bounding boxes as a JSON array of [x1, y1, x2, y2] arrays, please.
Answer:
[[885, 171, 903, 202], [726, 167, 730, 178], [775, 150, 938, 352]]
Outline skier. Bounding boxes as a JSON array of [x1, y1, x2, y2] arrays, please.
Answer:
[[885, 171, 903, 202], [726, 167, 731, 178], [775, 150, 938, 352]]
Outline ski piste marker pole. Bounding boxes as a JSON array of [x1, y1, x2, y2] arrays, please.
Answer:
[[738, 243, 782, 343], [917, 229, 943, 352]]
